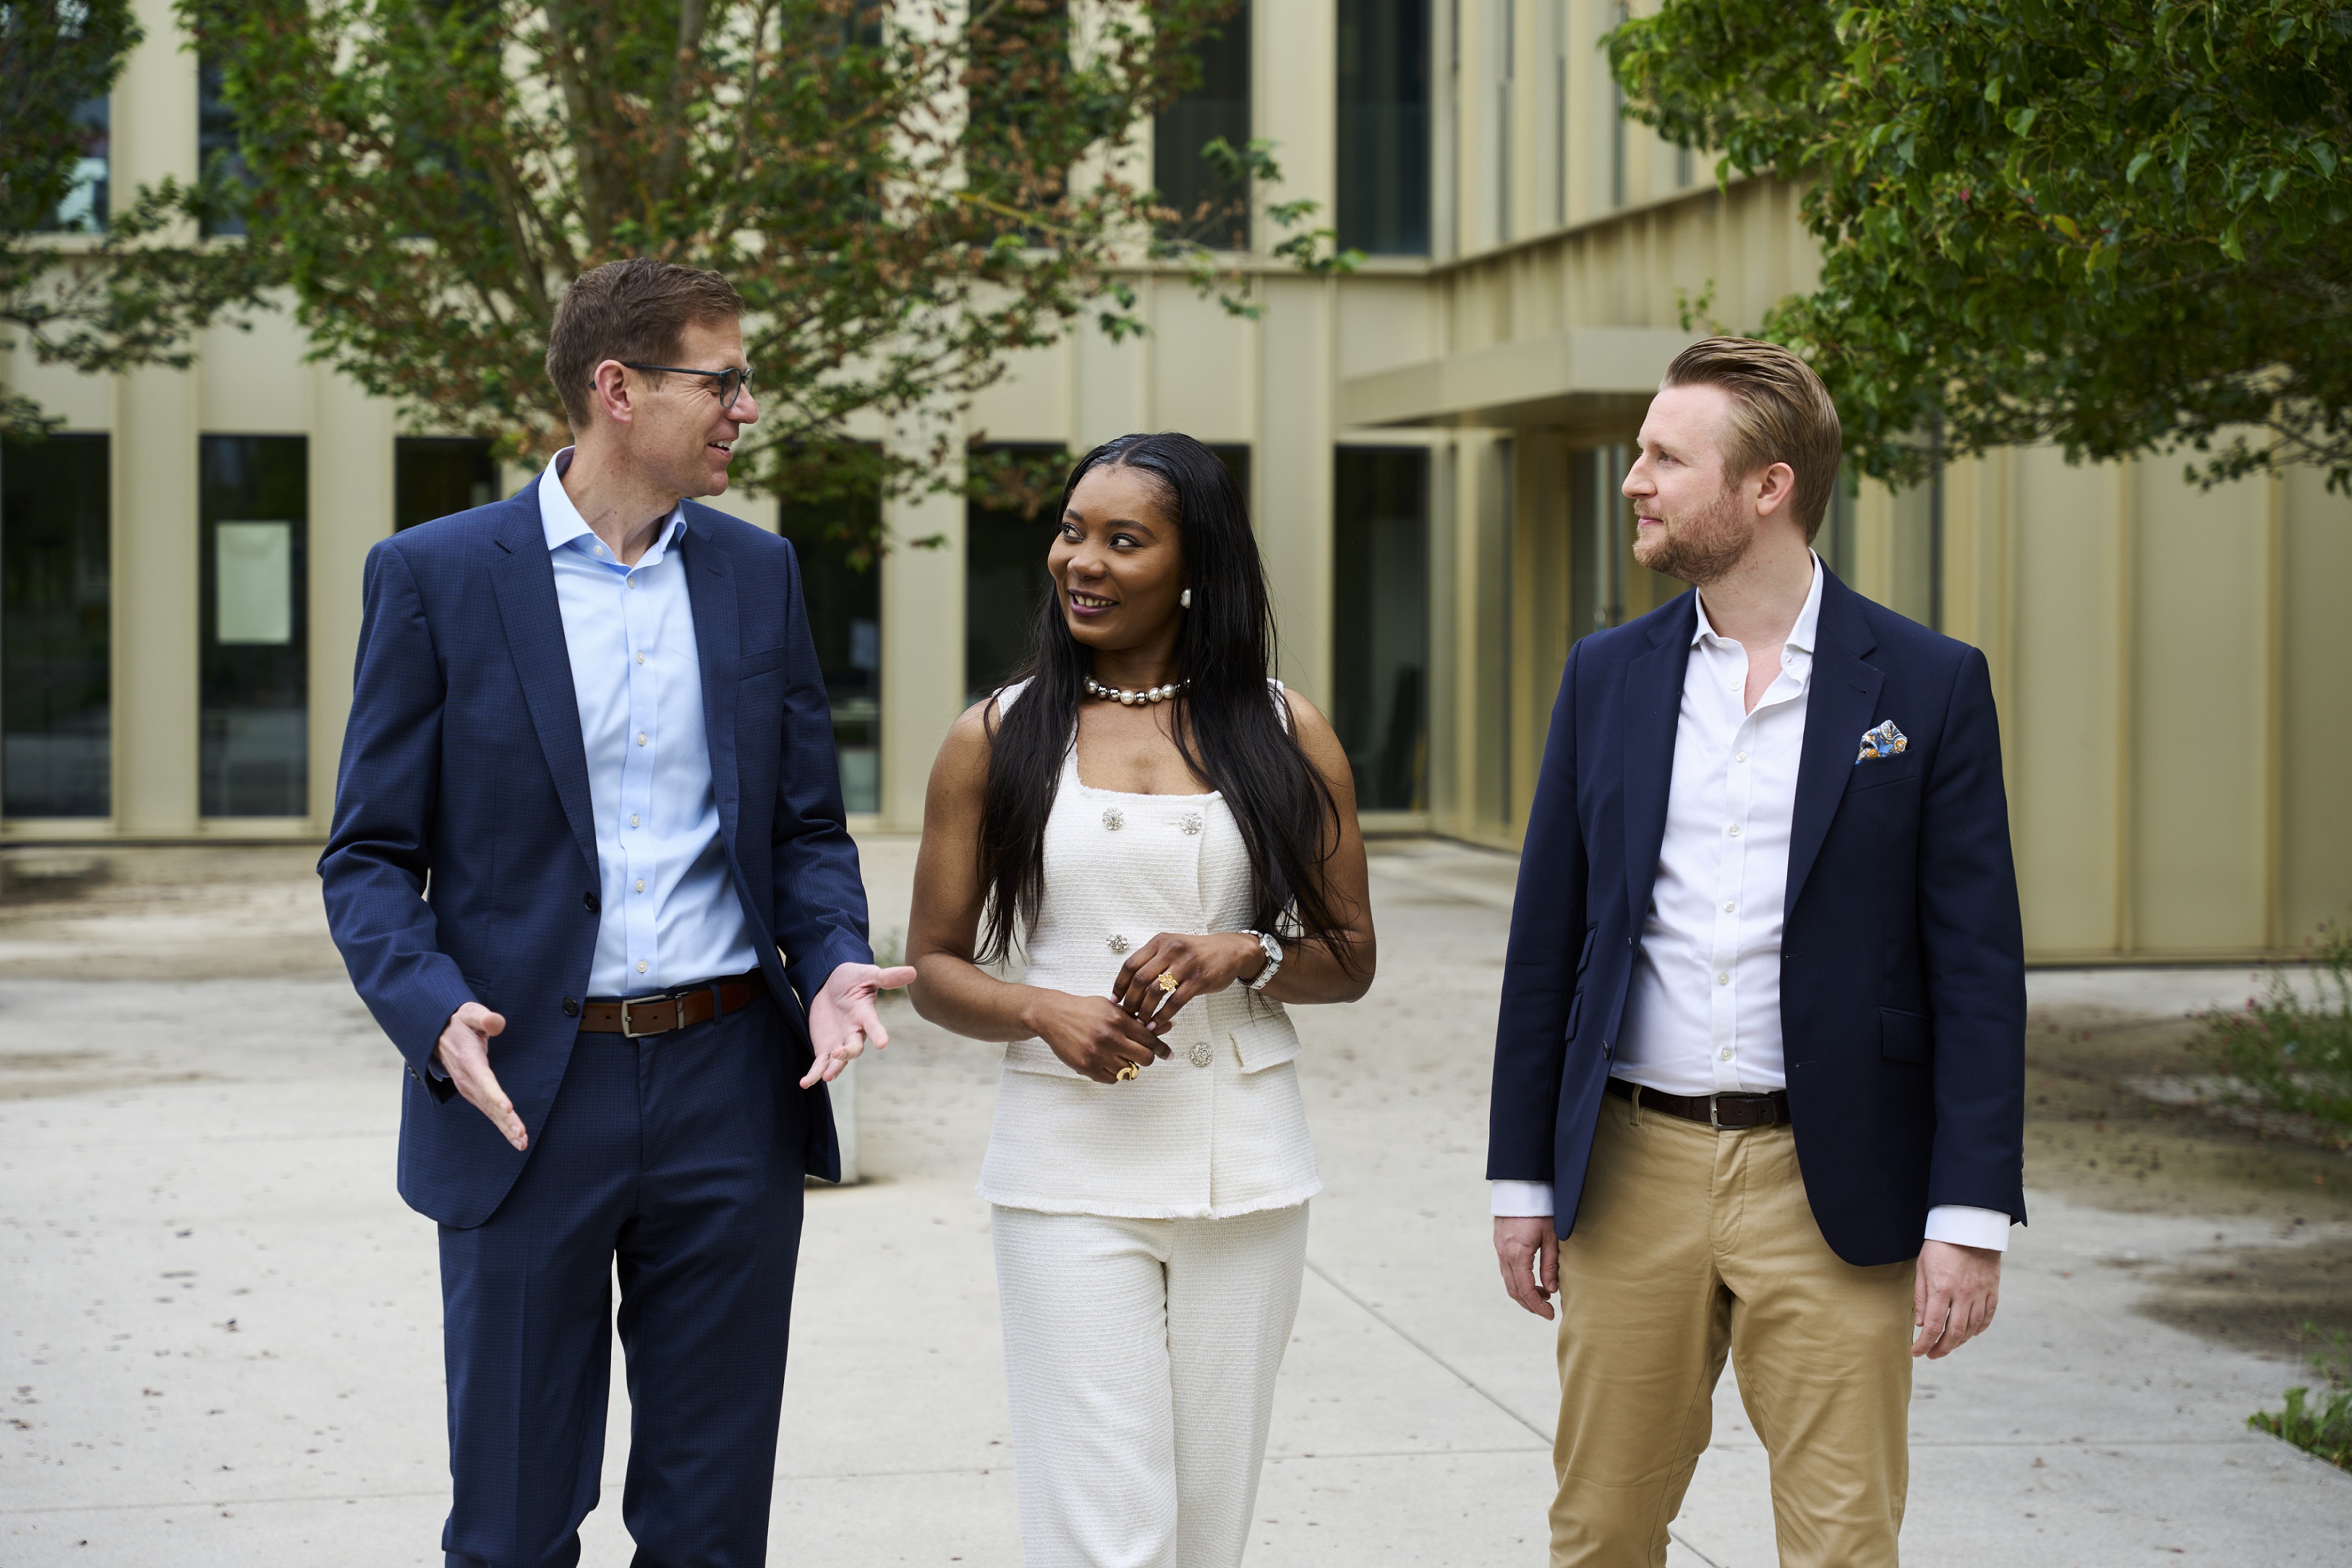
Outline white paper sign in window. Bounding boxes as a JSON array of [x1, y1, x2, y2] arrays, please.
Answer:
[[216, 521, 293, 645]]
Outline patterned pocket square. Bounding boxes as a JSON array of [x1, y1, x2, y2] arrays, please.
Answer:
[[1855, 721, 1908, 765]]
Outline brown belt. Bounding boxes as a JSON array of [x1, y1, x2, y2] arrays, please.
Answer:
[[578, 971, 766, 1037], [1607, 1075, 1791, 1129]]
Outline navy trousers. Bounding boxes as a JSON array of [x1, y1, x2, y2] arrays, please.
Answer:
[[437, 995, 805, 1568]]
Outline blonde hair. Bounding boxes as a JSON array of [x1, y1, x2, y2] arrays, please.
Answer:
[[1660, 337, 1843, 541]]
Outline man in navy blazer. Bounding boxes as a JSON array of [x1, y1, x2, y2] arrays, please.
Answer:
[[1487, 339, 2025, 1567], [321, 258, 913, 1568]]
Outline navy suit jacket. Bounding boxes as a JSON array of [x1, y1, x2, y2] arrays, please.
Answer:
[[1487, 569, 2026, 1266], [319, 490, 875, 1229]]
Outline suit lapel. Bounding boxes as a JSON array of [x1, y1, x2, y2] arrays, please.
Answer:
[[680, 517, 742, 840], [1622, 592, 1697, 935], [486, 495, 599, 878], [1784, 574, 1883, 918]]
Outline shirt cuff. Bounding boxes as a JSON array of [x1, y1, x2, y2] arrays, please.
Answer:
[[1924, 1204, 2013, 1251], [1491, 1180, 1556, 1218]]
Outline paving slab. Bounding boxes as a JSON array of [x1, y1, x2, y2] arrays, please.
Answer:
[[1, 837, 2345, 1567]]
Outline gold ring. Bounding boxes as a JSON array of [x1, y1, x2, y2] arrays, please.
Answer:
[[1115, 1062, 1140, 1082], [1154, 971, 1179, 994]]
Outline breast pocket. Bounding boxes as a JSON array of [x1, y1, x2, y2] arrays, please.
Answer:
[[1847, 758, 1922, 795], [738, 645, 787, 679]]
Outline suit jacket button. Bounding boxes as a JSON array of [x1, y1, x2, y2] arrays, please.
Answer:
[[407, 1065, 420, 1081], [561, 997, 580, 1017], [583, 891, 600, 913]]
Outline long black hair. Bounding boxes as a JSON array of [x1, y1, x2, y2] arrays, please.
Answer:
[[975, 432, 1354, 967]]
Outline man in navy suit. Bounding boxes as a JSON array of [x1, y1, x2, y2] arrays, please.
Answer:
[[321, 258, 914, 1568], [1487, 339, 2025, 1567]]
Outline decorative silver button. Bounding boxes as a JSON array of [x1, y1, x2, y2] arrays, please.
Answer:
[[1189, 1041, 1214, 1068], [1178, 812, 1203, 835], [1102, 807, 1125, 830], [1107, 934, 1130, 955]]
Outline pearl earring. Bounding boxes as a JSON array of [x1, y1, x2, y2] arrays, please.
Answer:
[[1180, 589, 1192, 608]]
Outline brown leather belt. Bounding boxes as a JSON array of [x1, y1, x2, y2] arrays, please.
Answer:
[[579, 971, 766, 1037], [1607, 1075, 1791, 1128]]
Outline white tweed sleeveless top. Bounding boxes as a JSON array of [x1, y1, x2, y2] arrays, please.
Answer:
[[976, 679, 1321, 1219]]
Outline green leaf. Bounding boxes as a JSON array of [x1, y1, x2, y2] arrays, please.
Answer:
[[2052, 214, 2081, 241], [2311, 142, 2339, 179], [2004, 106, 2040, 137], [2126, 149, 2156, 185], [2219, 217, 2245, 262]]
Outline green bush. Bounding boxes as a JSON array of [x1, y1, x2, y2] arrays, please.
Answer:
[[2201, 922, 2352, 1133], [2250, 1331, 2352, 1474]]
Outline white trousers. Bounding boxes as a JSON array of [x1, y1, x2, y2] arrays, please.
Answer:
[[991, 1203, 1311, 1568]]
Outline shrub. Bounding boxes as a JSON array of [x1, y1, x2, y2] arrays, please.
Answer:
[[2251, 1330, 2352, 1473], [2201, 922, 2352, 1133]]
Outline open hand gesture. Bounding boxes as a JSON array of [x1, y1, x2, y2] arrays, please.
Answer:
[[802, 961, 918, 1088]]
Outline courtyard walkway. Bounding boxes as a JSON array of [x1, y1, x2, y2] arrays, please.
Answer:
[[1, 838, 2344, 1564]]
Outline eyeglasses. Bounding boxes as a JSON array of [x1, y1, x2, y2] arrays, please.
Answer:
[[621, 362, 755, 414]]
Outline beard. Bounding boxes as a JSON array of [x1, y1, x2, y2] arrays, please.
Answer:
[[1632, 482, 1756, 585]]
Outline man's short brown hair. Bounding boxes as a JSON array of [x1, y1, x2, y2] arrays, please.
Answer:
[[544, 258, 744, 430], [1660, 337, 1843, 541]]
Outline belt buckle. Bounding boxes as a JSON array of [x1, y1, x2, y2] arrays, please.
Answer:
[[619, 991, 669, 1039], [1708, 1093, 1722, 1130]]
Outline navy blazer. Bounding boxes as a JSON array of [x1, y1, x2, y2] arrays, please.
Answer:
[[320, 490, 876, 1229], [1487, 569, 2026, 1266]]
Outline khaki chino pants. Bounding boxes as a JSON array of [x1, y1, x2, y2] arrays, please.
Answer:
[[1549, 1091, 1917, 1568]]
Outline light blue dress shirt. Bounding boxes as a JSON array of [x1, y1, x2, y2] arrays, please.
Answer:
[[539, 450, 759, 996]]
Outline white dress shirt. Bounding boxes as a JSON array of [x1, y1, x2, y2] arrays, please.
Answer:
[[1493, 557, 2009, 1251], [539, 451, 759, 997]]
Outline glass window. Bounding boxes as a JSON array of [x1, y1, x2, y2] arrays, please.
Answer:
[[777, 489, 884, 816], [198, 61, 252, 238], [200, 437, 308, 816], [2, 434, 112, 818], [1333, 448, 1429, 811], [395, 437, 498, 531], [964, 445, 1068, 704], [1569, 445, 1629, 641], [1156, 1, 1252, 248], [1816, 463, 1857, 584], [1337, 0, 1431, 255], [42, 96, 110, 233], [1609, 3, 1629, 208], [1888, 466, 1944, 629]]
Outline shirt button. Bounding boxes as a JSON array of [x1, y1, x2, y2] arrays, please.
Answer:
[[1715, 972, 1730, 985], [1733, 750, 1748, 763], [635, 879, 646, 893], [627, 578, 639, 590], [629, 813, 640, 827], [636, 733, 647, 746], [1727, 824, 1742, 837], [1719, 1047, 1733, 1061], [1723, 901, 1736, 913], [592, 544, 605, 556], [635, 651, 645, 664], [636, 960, 648, 974]]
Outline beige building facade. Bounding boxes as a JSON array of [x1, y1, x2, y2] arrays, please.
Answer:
[[6, 0, 2347, 963]]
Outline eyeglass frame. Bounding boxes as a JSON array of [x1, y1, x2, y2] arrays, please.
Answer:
[[619, 361, 755, 414]]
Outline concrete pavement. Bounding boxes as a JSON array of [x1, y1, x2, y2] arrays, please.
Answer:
[[2, 837, 2345, 1565]]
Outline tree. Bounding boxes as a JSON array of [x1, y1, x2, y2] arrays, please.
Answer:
[[2, 0, 272, 437], [1611, 1, 2352, 492], [182, 0, 1350, 534]]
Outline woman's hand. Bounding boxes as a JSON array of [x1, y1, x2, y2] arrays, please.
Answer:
[[1022, 990, 1171, 1083], [1112, 932, 1267, 1029]]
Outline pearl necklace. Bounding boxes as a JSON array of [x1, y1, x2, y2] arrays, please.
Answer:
[[1085, 675, 1189, 706]]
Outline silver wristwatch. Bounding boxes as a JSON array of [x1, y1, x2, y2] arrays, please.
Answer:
[[1244, 930, 1284, 991]]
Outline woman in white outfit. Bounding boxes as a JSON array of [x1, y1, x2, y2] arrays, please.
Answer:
[[907, 432, 1375, 1567]]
